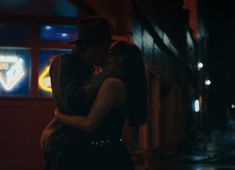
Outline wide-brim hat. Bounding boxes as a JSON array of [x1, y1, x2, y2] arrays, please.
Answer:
[[68, 16, 113, 45]]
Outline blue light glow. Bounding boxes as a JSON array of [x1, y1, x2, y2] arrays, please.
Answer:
[[40, 24, 78, 41], [61, 33, 68, 37], [45, 26, 52, 30]]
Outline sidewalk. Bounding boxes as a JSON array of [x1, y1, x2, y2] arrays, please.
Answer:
[[173, 120, 235, 169], [134, 120, 235, 169], [142, 120, 235, 170]]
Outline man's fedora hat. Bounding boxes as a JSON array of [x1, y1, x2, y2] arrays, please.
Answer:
[[68, 16, 113, 45]]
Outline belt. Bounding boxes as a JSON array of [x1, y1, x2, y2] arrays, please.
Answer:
[[89, 138, 124, 147], [73, 138, 124, 147]]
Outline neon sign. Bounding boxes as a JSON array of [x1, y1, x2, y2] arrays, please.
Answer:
[[38, 66, 52, 93], [38, 49, 71, 96], [0, 56, 25, 91]]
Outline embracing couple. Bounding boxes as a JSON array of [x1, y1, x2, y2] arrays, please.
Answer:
[[40, 16, 148, 170]]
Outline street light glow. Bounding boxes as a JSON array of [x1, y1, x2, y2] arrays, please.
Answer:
[[205, 79, 211, 86], [194, 99, 200, 112], [197, 62, 204, 70], [231, 104, 235, 109]]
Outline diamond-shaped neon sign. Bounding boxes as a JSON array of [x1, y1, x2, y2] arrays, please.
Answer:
[[0, 55, 25, 91]]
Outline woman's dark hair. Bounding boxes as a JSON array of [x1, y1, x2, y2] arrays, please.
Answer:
[[110, 41, 148, 127]]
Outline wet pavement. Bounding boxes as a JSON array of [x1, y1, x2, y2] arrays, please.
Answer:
[[148, 120, 235, 170]]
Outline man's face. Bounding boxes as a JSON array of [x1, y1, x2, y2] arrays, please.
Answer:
[[82, 41, 109, 66]]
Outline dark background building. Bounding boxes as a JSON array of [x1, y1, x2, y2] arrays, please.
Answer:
[[199, 0, 235, 131]]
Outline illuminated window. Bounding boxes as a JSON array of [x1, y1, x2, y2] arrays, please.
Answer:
[[38, 49, 71, 97], [0, 47, 31, 96], [143, 29, 153, 61], [132, 19, 142, 50], [40, 24, 78, 42]]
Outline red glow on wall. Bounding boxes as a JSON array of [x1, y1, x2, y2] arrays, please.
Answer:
[[184, 0, 198, 39]]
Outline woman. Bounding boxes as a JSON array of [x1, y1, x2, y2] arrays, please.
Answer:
[[40, 44, 126, 170], [54, 41, 148, 170]]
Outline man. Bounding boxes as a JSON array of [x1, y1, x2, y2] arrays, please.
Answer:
[[51, 16, 115, 116], [40, 16, 124, 170]]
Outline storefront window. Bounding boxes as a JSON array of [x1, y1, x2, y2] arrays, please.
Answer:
[[40, 24, 78, 42], [0, 47, 31, 96], [38, 49, 71, 97]]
